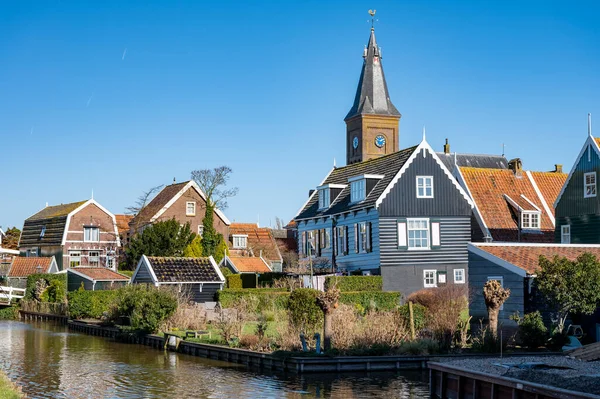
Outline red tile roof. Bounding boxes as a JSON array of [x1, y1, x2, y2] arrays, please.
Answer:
[[115, 214, 133, 235], [229, 223, 282, 263], [528, 171, 568, 216], [227, 256, 271, 273], [131, 182, 189, 228], [460, 167, 555, 242], [8, 257, 54, 277], [474, 244, 600, 275], [70, 267, 130, 281]]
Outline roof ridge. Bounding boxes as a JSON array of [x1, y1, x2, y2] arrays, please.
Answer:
[[333, 145, 418, 171]]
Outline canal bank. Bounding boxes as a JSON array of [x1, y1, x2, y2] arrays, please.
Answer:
[[0, 370, 22, 399]]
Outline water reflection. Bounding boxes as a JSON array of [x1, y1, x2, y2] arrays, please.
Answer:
[[0, 321, 429, 398]]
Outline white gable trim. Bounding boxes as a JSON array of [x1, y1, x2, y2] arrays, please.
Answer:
[[524, 170, 555, 228], [210, 255, 226, 283], [48, 257, 59, 274], [376, 139, 474, 208], [468, 243, 528, 277], [454, 166, 492, 241], [0, 248, 19, 255], [294, 167, 335, 220], [131, 255, 159, 286], [60, 199, 121, 248], [554, 135, 600, 208], [150, 181, 231, 226]]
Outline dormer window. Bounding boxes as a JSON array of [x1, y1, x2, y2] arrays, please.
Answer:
[[40, 226, 46, 238], [316, 184, 346, 210], [232, 234, 248, 249], [350, 179, 366, 202], [584, 172, 596, 198], [521, 212, 540, 229], [318, 188, 330, 209]]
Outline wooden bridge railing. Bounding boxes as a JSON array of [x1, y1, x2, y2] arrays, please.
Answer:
[[0, 286, 25, 305]]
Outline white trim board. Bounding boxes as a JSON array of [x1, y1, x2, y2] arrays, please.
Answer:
[[61, 199, 121, 248], [468, 243, 528, 277], [454, 166, 492, 240], [294, 167, 335, 220], [526, 170, 556, 227], [554, 135, 600, 207]]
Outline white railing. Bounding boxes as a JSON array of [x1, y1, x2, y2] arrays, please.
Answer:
[[0, 286, 26, 304]]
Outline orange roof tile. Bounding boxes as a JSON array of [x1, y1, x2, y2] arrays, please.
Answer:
[[475, 244, 600, 274], [8, 257, 54, 277], [595, 137, 600, 148], [460, 167, 554, 242], [229, 223, 282, 263], [227, 256, 271, 273], [115, 214, 133, 235], [528, 171, 568, 216], [70, 267, 130, 281]]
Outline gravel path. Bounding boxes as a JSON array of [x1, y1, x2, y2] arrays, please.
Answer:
[[439, 356, 600, 395]]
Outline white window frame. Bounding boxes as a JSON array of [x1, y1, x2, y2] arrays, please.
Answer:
[[416, 176, 434, 198], [69, 251, 81, 267], [84, 227, 100, 242], [186, 201, 196, 216], [337, 226, 346, 256], [40, 226, 46, 238], [358, 222, 367, 253], [318, 188, 330, 209], [454, 269, 465, 284], [521, 211, 540, 229], [424, 270, 437, 288], [28, 248, 38, 257], [232, 234, 248, 249], [407, 218, 430, 250], [350, 179, 366, 203], [88, 251, 100, 267], [325, 228, 331, 249], [488, 276, 504, 310], [198, 225, 204, 237], [584, 172, 597, 198], [561, 225, 571, 244]]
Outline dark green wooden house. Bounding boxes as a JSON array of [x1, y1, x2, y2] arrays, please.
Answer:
[[67, 267, 130, 291]]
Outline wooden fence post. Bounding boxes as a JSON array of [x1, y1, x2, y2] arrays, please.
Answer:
[[409, 301, 416, 340]]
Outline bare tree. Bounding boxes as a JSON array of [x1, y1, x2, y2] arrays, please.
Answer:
[[126, 185, 164, 216], [191, 166, 238, 209], [317, 286, 340, 351], [274, 217, 284, 230], [483, 280, 510, 338]]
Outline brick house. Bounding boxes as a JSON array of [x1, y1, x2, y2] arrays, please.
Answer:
[[228, 223, 283, 272], [129, 180, 230, 239], [19, 199, 120, 271]]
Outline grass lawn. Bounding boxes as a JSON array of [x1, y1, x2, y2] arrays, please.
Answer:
[[168, 321, 279, 345], [0, 372, 21, 399]]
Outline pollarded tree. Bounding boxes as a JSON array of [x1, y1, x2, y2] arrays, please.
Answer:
[[125, 219, 195, 268], [537, 253, 600, 334], [1, 227, 21, 250], [316, 286, 340, 352], [483, 280, 510, 338]]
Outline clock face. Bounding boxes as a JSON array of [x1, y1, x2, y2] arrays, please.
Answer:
[[375, 135, 386, 148], [353, 137, 359, 149]]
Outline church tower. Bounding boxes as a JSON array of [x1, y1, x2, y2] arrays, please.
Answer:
[[345, 26, 401, 165]]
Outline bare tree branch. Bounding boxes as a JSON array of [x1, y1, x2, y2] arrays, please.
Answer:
[[191, 166, 238, 209], [126, 185, 164, 216]]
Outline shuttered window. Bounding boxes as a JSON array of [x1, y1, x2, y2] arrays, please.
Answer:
[[354, 224, 359, 253], [398, 218, 441, 250]]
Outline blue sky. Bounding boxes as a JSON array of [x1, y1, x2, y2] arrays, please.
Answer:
[[1, 1, 599, 230]]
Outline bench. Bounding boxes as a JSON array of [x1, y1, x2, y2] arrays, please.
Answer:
[[184, 330, 211, 340]]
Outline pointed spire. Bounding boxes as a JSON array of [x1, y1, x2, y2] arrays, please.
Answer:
[[422, 126, 426, 141], [91, 189, 94, 200], [588, 113, 593, 138], [333, 157, 337, 167], [345, 25, 400, 120]]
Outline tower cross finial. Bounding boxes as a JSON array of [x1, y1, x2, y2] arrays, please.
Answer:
[[368, 9, 377, 29], [588, 113, 592, 138]]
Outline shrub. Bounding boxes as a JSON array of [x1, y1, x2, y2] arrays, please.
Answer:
[[339, 291, 400, 311], [217, 288, 289, 312], [226, 274, 242, 289], [515, 311, 548, 349], [40, 279, 67, 303], [240, 273, 257, 288], [325, 276, 383, 292], [257, 272, 288, 287], [287, 288, 322, 333], [25, 274, 67, 302], [0, 306, 18, 320], [112, 285, 178, 333], [398, 302, 428, 331], [67, 289, 120, 319]]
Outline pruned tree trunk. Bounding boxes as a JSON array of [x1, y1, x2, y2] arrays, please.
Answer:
[[316, 287, 340, 352], [483, 280, 510, 338]]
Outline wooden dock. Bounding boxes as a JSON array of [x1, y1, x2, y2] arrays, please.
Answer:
[[19, 310, 68, 324], [428, 362, 600, 399]]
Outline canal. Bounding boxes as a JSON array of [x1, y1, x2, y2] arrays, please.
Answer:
[[0, 321, 430, 398]]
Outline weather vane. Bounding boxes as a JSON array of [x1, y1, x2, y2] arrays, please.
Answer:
[[368, 9, 378, 29]]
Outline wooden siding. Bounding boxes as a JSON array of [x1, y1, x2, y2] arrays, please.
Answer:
[[556, 144, 600, 243], [68, 273, 93, 291], [377, 149, 472, 217], [297, 209, 381, 273], [468, 251, 525, 327], [133, 261, 155, 284], [180, 283, 221, 303]]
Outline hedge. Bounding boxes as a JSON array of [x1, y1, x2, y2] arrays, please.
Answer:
[[216, 288, 289, 312], [226, 274, 242, 289], [25, 273, 67, 302], [324, 276, 383, 292], [67, 289, 120, 319], [338, 291, 400, 311], [257, 272, 288, 287]]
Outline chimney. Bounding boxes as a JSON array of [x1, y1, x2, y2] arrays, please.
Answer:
[[554, 164, 563, 173], [309, 189, 315, 198], [443, 138, 450, 154], [508, 158, 523, 177]]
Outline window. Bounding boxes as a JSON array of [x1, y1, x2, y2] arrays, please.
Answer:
[[324, 229, 331, 249], [84, 227, 100, 242], [454, 269, 465, 284], [27, 248, 38, 257], [198, 225, 204, 237], [69, 251, 81, 267], [232, 235, 247, 249], [350, 179, 366, 203], [488, 276, 505, 310], [306, 230, 316, 255], [408, 219, 430, 249], [521, 212, 540, 229], [358, 222, 368, 252], [416, 176, 434, 198], [337, 226, 347, 256], [107, 257, 114, 268], [186, 201, 196, 216], [585, 172, 597, 198], [318, 188, 330, 209], [424, 270, 437, 288], [561, 225, 571, 244], [40, 226, 46, 238], [88, 251, 100, 266]]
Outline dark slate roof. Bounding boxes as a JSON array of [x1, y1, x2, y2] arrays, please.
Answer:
[[436, 152, 508, 173], [131, 182, 188, 228], [295, 146, 418, 220], [20, 201, 88, 247], [147, 256, 223, 283], [345, 28, 400, 120]]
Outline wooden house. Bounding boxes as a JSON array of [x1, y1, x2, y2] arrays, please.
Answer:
[[219, 255, 272, 274], [19, 199, 120, 271], [468, 242, 600, 333], [129, 180, 230, 239], [7, 256, 58, 288], [67, 267, 130, 291], [554, 118, 600, 243], [131, 256, 225, 304], [227, 223, 283, 271]]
